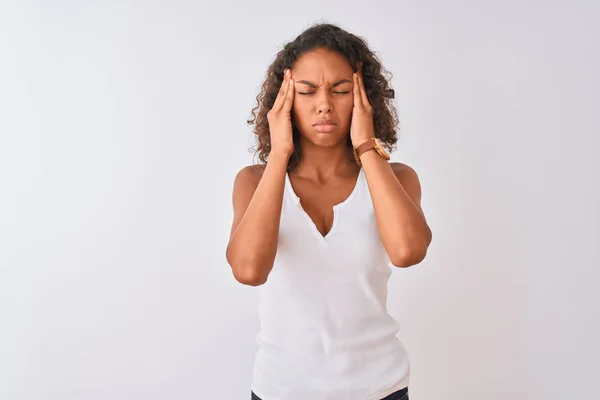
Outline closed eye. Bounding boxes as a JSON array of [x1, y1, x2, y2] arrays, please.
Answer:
[[298, 92, 350, 95]]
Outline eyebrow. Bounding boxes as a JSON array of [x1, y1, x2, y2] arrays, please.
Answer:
[[296, 79, 353, 88]]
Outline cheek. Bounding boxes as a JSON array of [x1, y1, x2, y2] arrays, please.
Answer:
[[291, 103, 310, 122], [337, 97, 354, 115]]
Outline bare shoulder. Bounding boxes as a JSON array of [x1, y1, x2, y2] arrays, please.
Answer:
[[229, 164, 266, 240], [231, 164, 266, 207], [233, 164, 266, 188], [389, 162, 424, 210], [389, 162, 420, 182]]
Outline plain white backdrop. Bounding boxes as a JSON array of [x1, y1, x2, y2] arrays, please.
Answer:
[[1, 1, 598, 399]]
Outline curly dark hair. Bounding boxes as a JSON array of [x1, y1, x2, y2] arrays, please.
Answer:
[[247, 22, 399, 172]]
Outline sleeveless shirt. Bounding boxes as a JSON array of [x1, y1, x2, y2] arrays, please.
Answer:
[[250, 167, 410, 400]]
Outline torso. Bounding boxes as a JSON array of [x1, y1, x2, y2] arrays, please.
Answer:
[[286, 166, 362, 237], [250, 160, 412, 399], [253, 162, 409, 238]]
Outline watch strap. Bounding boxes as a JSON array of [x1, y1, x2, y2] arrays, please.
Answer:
[[353, 138, 377, 165], [355, 139, 377, 158]]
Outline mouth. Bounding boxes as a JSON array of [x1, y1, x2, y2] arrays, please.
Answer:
[[313, 119, 337, 133], [313, 123, 337, 133], [313, 119, 336, 126]]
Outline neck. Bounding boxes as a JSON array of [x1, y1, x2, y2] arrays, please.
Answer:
[[293, 137, 359, 179]]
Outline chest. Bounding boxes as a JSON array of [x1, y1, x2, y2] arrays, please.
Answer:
[[275, 193, 388, 289], [296, 194, 341, 238], [287, 174, 361, 239]]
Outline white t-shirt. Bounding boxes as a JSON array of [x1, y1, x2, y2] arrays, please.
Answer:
[[251, 167, 410, 400]]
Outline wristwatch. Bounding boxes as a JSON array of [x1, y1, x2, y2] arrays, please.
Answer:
[[353, 137, 390, 166]]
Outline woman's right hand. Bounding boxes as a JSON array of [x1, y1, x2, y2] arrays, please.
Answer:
[[267, 68, 295, 157]]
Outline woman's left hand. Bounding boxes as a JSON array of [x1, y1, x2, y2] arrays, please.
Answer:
[[350, 62, 376, 147]]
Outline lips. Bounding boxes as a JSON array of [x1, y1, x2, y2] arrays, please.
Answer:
[[313, 119, 336, 126], [313, 121, 337, 133]]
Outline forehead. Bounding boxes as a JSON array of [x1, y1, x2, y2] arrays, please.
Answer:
[[292, 48, 353, 77]]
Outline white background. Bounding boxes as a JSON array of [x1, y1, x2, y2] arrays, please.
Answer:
[[1, 1, 598, 399]]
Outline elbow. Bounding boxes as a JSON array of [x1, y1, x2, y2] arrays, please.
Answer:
[[390, 242, 430, 268], [232, 269, 268, 286], [226, 246, 270, 286], [392, 227, 433, 268], [390, 253, 425, 268]]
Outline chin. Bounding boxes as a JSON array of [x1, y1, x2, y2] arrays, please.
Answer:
[[307, 132, 348, 147]]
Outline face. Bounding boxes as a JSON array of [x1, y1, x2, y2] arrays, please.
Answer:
[[290, 47, 355, 147]]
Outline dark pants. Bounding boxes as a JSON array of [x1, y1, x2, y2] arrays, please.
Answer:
[[251, 386, 409, 400]]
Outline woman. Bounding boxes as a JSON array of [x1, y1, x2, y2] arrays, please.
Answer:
[[226, 23, 432, 400]]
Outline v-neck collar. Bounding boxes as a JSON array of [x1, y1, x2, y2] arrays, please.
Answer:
[[285, 168, 364, 243]]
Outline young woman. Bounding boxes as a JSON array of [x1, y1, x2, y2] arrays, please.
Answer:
[[226, 23, 432, 400]]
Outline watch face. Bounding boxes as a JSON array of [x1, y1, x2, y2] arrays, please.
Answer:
[[373, 138, 390, 159]]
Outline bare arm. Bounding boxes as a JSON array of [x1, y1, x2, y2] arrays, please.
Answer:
[[225, 152, 291, 285], [361, 152, 432, 267], [351, 63, 432, 268], [226, 67, 296, 285]]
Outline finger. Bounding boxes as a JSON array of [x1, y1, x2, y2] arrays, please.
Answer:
[[272, 69, 290, 111], [282, 77, 294, 112], [353, 73, 362, 108], [358, 66, 370, 106]]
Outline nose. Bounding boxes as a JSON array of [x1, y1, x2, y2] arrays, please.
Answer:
[[317, 92, 333, 114]]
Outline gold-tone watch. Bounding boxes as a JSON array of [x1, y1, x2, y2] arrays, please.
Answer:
[[353, 138, 390, 166]]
